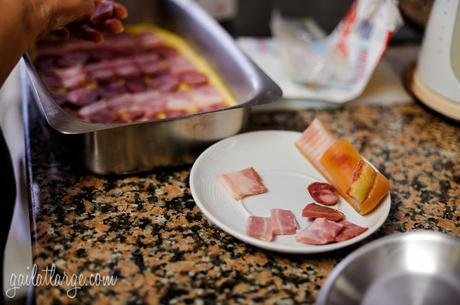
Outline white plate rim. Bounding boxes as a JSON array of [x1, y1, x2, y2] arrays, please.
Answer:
[[190, 130, 391, 254]]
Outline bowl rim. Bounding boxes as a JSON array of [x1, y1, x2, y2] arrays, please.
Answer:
[[316, 230, 460, 305]]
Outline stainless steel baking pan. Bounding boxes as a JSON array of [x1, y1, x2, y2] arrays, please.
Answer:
[[22, 0, 282, 175]]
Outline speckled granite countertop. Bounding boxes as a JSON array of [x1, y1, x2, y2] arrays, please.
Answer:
[[25, 99, 459, 305]]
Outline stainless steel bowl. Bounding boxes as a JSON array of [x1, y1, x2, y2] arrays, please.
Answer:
[[22, 0, 282, 175], [316, 231, 460, 305]]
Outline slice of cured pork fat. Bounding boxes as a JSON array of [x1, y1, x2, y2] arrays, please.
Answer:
[[270, 209, 299, 235], [296, 218, 343, 245], [219, 167, 268, 200], [247, 216, 273, 241], [335, 221, 368, 242]]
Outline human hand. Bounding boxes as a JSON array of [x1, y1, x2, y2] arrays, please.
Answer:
[[36, 0, 128, 42]]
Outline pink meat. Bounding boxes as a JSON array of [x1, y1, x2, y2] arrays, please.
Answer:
[[168, 55, 195, 74], [246, 216, 273, 241], [78, 101, 109, 118], [114, 63, 141, 78], [133, 52, 160, 65], [136, 32, 164, 49], [140, 61, 167, 76], [56, 52, 89, 67], [302, 203, 344, 222], [179, 71, 208, 87], [219, 167, 268, 200], [165, 92, 193, 112], [88, 49, 115, 61], [106, 94, 133, 111], [190, 85, 225, 110], [66, 87, 99, 106], [115, 105, 145, 123], [126, 79, 148, 93], [91, 69, 115, 82], [296, 218, 344, 245], [98, 83, 126, 99], [154, 46, 179, 59], [132, 91, 166, 117], [165, 111, 187, 119], [150, 74, 179, 92], [86, 61, 113, 73], [54, 65, 86, 89], [85, 62, 115, 81], [132, 90, 160, 104], [270, 209, 299, 235], [335, 221, 368, 242]]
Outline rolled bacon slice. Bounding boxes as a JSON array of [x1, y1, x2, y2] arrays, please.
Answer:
[[302, 203, 344, 222], [247, 216, 273, 241], [219, 167, 268, 200], [296, 218, 343, 245], [335, 221, 368, 242], [295, 118, 389, 215], [270, 209, 299, 235]]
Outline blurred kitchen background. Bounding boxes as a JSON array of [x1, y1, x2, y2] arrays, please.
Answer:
[[196, 0, 429, 40]]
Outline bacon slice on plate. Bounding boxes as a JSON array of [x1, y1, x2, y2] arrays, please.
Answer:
[[219, 167, 268, 200], [335, 221, 368, 242], [270, 209, 299, 235], [302, 203, 344, 221], [247, 216, 273, 241], [296, 218, 343, 245]]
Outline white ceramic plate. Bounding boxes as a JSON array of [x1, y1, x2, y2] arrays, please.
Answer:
[[190, 131, 391, 254]]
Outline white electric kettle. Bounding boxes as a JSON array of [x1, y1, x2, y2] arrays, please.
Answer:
[[409, 0, 460, 120]]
